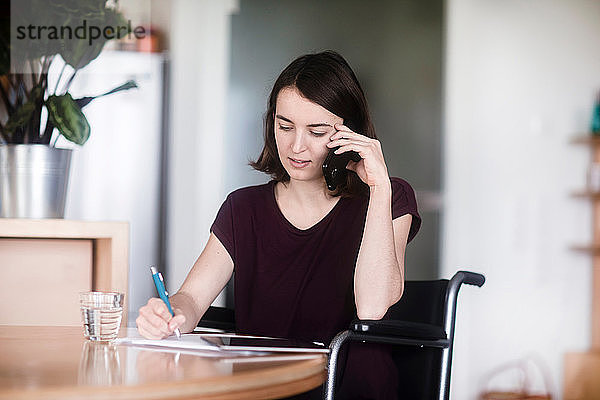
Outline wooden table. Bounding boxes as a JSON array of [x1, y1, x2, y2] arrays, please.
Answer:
[[0, 326, 327, 400]]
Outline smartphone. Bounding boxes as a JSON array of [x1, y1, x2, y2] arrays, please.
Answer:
[[322, 148, 361, 191], [322, 121, 362, 191]]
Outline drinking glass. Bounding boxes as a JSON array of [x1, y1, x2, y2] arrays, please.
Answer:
[[80, 291, 124, 341]]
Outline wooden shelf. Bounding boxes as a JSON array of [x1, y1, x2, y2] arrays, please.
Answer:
[[571, 135, 600, 146], [565, 132, 600, 398], [564, 352, 600, 399], [570, 244, 600, 254], [571, 190, 600, 199], [0, 218, 129, 239], [0, 219, 129, 326]]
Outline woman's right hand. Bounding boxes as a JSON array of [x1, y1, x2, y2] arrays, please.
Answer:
[[136, 297, 186, 339]]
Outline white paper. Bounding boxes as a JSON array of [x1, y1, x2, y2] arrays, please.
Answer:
[[114, 334, 221, 352], [114, 333, 328, 355]]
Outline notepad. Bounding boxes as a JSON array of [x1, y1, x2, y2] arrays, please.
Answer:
[[115, 332, 329, 355], [115, 333, 222, 353]]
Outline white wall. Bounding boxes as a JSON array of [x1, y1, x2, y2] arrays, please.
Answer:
[[444, 0, 600, 398], [166, 0, 239, 301]]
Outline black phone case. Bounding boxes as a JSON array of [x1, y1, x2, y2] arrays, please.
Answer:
[[322, 147, 361, 191]]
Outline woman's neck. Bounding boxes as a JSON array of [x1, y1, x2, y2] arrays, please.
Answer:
[[276, 178, 335, 208]]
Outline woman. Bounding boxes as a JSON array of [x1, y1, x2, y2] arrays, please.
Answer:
[[137, 50, 421, 399]]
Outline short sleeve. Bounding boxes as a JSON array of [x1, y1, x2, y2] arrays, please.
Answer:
[[390, 177, 421, 243], [210, 193, 236, 262]]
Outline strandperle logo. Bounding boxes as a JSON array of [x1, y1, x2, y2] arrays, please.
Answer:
[[15, 19, 146, 46]]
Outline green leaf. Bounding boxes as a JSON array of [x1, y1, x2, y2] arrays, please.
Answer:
[[59, 8, 128, 70], [46, 93, 90, 145], [76, 80, 137, 108], [2, 84, 44, 141], [4, 102, 35, 135], [60, 37, 107, 71], [8, 1, 129, 70], [100, 80, 138, 96]]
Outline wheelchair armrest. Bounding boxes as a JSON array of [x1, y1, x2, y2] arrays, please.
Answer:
[[351, 319, 447, 340], [197, 306, 235, 331], [456, 270, 485, 287]]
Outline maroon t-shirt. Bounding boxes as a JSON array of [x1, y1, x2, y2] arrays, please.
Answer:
[[210, 177, 420, 399]]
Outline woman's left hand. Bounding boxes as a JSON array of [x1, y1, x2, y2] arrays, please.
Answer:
[[327, 123, 390, 190]]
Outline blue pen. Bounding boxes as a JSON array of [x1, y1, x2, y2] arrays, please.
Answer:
[[150, 266, 181, 339]]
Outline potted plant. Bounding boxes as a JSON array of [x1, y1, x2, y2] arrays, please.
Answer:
[[0, 0, 137, 218]]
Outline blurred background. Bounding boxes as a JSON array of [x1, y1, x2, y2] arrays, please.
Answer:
[[14, 0, 600, 398]]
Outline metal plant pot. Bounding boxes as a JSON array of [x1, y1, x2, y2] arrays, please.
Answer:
[[0, 145, 72, 218]]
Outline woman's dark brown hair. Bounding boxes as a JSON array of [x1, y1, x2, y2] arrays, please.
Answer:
[[250, 50, 376, 197]]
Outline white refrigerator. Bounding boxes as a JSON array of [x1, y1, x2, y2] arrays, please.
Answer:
[[59, 51, 168, 324]]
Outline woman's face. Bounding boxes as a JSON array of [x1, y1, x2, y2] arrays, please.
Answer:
[[274, 86, 343, 185]]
